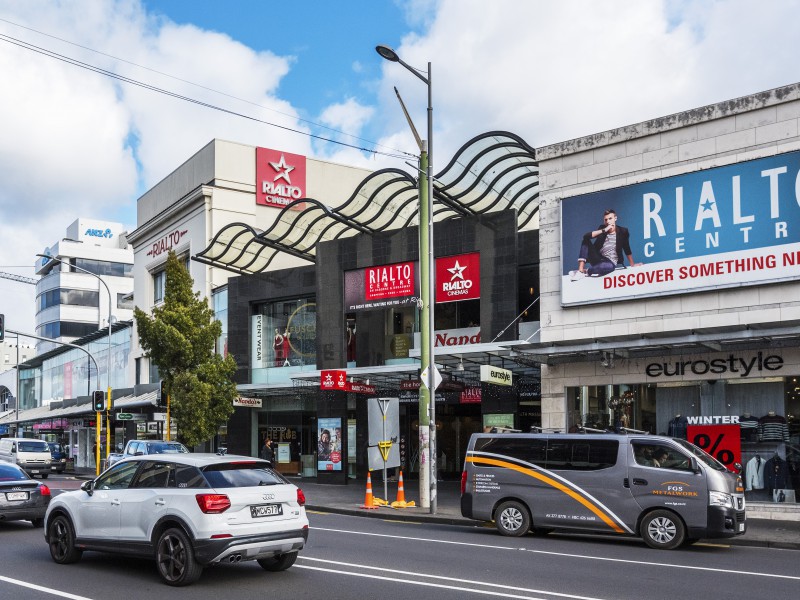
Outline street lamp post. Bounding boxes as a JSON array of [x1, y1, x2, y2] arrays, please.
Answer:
[[38, 254, 113, 475], [376, 45, 437, 513]]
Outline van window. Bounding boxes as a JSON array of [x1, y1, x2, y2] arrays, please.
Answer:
[[546, 440, 619, 470], [474, 437, 547, 467], [632, 441, 693, 471], [18, 441, 49, 453]]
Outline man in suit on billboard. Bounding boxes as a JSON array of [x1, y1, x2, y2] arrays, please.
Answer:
[[569, 208, 641, 280]]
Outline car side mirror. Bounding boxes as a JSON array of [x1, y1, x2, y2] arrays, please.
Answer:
[[81, 480, 94, 495], [733, 461, 743, 474], [690, 457, 701, 474]]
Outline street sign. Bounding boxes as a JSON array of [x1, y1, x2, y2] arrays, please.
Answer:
[[420, 365, 443, 390], [116, 413, 133, 421]]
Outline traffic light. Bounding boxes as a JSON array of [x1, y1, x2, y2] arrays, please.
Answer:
[[0, 313, 4, 341], [92, 390, 106, 411], [159, 381, 168, 407]]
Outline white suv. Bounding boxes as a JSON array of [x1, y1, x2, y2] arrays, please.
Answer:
[[44, 453, 309, 586]]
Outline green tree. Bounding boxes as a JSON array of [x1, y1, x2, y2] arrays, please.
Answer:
[[134, 251, 237, 447]]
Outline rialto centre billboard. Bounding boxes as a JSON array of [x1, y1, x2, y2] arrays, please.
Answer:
[[560, 150, 800, 305]]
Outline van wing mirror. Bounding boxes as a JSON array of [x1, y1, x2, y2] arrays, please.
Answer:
[[80, 480, 95, 495], [690, 457, 701, 473]]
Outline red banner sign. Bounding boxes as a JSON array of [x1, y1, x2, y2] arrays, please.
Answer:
[[320, 370, 347, 391], [460, 386, 482, 404], [366, 261, 415, 300], [256, 147, 307, 209], [436, 252, 480, 303], [687, 424, 741, 472]]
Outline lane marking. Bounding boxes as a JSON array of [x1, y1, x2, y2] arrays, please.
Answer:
[[312, 526, 800, 580], [295, 564, 604, 600], [0, 576, 93, 599], [299, 557, 609, 600]]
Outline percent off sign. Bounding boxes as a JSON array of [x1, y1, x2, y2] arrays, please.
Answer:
[[686, 424, 741, 471]]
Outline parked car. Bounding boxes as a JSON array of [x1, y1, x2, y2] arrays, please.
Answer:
[[48, 443, 68, 474], [0, 462, 51, 526], [0, 438, 52, 478], [106, 439, 190, 468], [44, 453, 309, 586]]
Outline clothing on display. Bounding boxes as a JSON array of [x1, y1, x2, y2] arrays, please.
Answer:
[[744, 454, 765, 491], [758, 412, 790, 442], [764, 454, 790, 494], [667, 414, 689, 439], [773, 489, 796, 503], [739, 414, 759, 442]]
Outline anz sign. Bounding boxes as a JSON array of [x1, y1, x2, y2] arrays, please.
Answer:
[[85, 228, 113, 239]]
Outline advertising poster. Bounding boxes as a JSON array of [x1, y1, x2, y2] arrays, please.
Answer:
[[686, 424, 741, 472], [435, 252, 481, 303], [483, 413, 515, 432], [560, 150, 800, 306], [344, 260, 419, 312], [318, 417, 342, 471]]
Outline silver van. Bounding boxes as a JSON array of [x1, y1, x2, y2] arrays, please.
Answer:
[[0, 438, 52, 479], [460, 432, 745, 549]]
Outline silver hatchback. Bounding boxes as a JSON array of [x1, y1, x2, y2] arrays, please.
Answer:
[[44, 453, 309, 586]]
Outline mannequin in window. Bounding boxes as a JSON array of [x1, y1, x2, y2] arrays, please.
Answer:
[[668, 414, 689, 439], [739, 412, 759, 442], [282, 329, 291, 366], [758, 411, 789, 442], [273, 329, 285, 367]]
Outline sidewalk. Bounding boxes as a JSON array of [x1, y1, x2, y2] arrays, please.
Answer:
[[70, 468, 800, 550]]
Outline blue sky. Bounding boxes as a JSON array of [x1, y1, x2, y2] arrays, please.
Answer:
[[2, 0, 800, 335]]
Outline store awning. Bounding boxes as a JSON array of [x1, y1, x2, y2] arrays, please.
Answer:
[[194, 131, 539, 275]]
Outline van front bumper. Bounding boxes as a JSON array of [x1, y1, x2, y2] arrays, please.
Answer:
[[690, 506, 746, 539]]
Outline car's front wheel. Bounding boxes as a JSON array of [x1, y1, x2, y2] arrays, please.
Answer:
[[48, 515, 82, 564], [156, 528, 203, 586], [257, 552, 298, 571]]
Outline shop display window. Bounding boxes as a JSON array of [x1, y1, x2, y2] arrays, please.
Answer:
[[251, 298, 316, 369]]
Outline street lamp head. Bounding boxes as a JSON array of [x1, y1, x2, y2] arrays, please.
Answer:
[[376, 44, 400, 62]]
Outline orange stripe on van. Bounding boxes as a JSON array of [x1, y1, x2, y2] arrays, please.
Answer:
[[467, 455, 626, 534]]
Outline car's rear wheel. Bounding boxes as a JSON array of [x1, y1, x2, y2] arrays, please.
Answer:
[[495, 500, 530, 537], [48, 515, 82, 564], [156, 528, 202, 586], [257, 552, 298, 571]]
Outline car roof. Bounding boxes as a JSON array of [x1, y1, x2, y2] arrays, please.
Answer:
[[117, 453, 267, 467]]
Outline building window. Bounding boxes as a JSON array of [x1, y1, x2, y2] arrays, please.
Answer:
[[251, 298, 316, 369], [117, 292, 134, 310], [71, 258, 133, 278], [153, 270, 165, 304], [36, 321, 99, 339], [212, 287, 228, 357], [37, 288, 100, 312]]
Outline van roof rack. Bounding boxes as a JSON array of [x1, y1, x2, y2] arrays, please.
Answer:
[[529, 426, 562, 433], [487, 427, 522, 433], [619, 427, 649, 435]]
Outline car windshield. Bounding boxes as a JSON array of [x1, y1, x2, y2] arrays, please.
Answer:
[[674, 439, 727, 471], [202, 462, 286, 488], [18, 441, 49, 452], [145, 442, 189, 454], [0, 464, 29, 481]]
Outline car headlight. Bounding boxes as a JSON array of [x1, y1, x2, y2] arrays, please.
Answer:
[[709, 491, 734, 508]]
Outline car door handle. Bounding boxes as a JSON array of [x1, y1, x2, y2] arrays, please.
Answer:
[[155, 499, 166, 506], [111, 499, 121, 505], [632, 478, 648, 486]]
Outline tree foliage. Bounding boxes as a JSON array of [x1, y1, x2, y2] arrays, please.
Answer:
[[134, 251, 236, 447]]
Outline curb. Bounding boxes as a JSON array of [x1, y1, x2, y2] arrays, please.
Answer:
[[306, 504, 473, 527]]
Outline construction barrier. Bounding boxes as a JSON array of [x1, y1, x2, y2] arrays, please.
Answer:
[[359, 472, 380, 510]]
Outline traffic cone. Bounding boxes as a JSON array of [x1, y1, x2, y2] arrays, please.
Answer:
[[360, 472, 379, 510], [396, 470, 406, 504]]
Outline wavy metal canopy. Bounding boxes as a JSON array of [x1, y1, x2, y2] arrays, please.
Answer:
[[194, 131, 538, 275]]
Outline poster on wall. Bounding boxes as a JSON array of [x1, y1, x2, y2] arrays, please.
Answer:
[[318, 417, 342, 471], [686, 424, 741, 472], [560, 150, 800, 306], [344, 261, 419, 312]]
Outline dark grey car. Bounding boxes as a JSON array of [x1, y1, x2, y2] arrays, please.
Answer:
[[0, 462, 51, 527]]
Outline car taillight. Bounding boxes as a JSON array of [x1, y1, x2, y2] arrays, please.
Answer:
[[39, 484, 51, 497], [460, 470, 467, 495], [195, 494, 231, 514], [297, 488, 306, 506]]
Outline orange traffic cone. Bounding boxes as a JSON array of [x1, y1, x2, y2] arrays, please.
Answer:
[[395, 470, 406, 504], [360, 472, 379, 510]]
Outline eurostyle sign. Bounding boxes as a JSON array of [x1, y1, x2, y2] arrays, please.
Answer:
[[560, 150, 800, 305], [436, 252, 480, 303], [256, 147, 307, 209]]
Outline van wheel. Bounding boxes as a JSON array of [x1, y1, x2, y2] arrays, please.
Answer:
[[495, 501, 530, 537], [641, 510, 685, 549]]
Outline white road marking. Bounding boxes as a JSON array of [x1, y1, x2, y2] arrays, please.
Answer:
[[0, 576, 93, 599], [313, 526, 800, 581], [296, 560, 607, 600]]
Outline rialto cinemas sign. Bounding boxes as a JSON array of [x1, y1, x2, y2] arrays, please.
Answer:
[[646, 351, 783, 378], [256, 147, 307, 209]]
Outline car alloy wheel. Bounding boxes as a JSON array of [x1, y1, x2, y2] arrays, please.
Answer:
[[48, 515, 82, 564], [156, 528, 203, 586]]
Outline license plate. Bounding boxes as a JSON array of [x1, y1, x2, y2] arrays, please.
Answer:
[[250, 503, 283, 518], [6, 492, 29, 501], [30, 470, 39, 474], [738, 523, 745, 532]]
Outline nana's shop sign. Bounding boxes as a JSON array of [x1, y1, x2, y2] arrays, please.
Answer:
[[646, 352, 783, 378]]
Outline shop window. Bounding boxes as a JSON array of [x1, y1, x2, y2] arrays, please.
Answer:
[[251, 298, 316, 369]]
